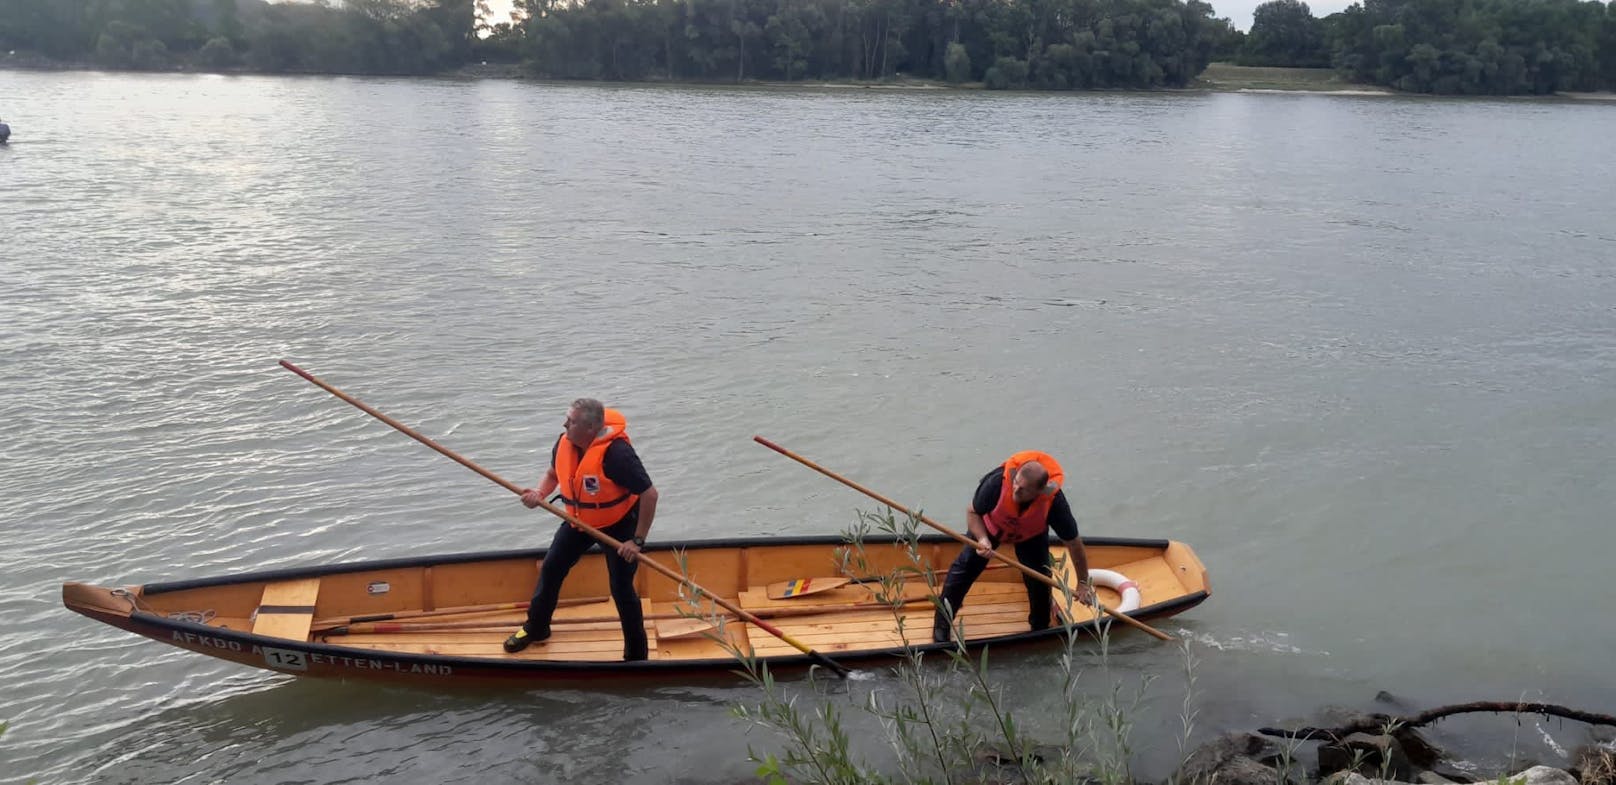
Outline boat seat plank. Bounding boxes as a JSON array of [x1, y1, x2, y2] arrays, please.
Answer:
[[251, 578, 322, 641]]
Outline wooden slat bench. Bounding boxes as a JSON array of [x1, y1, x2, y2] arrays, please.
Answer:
[[251, 578, 322, 641]]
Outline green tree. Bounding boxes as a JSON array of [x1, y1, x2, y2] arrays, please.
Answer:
[[944, 39, 971, 80], [198, 34, 237, 68], [1242, 0, 1327, 66], [983, 53, 1027, 86], [95, 20, 150, 67]]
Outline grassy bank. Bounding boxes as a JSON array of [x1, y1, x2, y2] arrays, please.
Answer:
[[1195, 62, 1394, 93]]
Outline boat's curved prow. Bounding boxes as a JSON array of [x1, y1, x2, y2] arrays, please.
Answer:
[[62, 582, 136, 619]]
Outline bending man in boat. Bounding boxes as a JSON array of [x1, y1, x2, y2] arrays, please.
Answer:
[[505, 398, 659, 660], [932, 452, 1093, 643]]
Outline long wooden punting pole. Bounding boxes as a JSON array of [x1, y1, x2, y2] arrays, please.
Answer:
[[279, 360, 853, 678], [753, 436, 1173, 642]]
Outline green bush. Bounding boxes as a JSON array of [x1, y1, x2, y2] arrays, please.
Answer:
[[985, 56, 1028, 89], [199, 36, 238, 70], [944, 42, 972, 83], [674, 509, 1190, 785]]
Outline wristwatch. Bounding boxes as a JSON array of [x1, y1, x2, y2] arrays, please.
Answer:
[[632, 536, 646, 547]]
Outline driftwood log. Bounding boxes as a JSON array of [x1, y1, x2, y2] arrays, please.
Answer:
[[1259, 702, 1616, 742]]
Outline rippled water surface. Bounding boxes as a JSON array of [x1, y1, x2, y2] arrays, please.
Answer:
[[2, 71, 1613, 783]]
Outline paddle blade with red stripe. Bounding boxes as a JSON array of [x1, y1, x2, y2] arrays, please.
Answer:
[[766, 576, 852, 600]]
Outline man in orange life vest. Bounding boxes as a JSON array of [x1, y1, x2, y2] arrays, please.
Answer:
[[932, 451, 1094, 643], [504, 398, 659, 661]]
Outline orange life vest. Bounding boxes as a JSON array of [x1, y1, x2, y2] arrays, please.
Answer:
[[981, 451, 1065, 544], [554, 408, 639, 528]]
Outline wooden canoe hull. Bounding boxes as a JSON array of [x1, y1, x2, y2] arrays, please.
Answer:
[[63, 534, 1210, 687]]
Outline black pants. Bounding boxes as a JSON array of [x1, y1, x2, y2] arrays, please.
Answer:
[[524, 516, 647, 661], [932, 535, 1053, 640]]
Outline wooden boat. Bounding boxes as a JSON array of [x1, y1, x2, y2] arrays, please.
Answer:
[[62, 534, 1210, 686]]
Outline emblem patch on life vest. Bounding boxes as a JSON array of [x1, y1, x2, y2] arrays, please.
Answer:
[[583, 475, 600, 494]]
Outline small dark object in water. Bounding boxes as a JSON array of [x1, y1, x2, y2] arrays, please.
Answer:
[[0, 121, 10, 144]]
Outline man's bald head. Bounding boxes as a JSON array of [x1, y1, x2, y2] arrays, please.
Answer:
[[1010, 461, 1054, 503]]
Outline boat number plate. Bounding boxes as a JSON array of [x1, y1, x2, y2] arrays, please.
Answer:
[[262, 647, 309, 672]]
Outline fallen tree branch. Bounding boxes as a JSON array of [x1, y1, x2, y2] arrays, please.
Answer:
[[1259, 701, 1616, 742]]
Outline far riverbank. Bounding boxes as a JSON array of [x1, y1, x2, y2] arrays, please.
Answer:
[[8, 55, 1616, 101]]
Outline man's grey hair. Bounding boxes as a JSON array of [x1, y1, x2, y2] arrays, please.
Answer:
[[569, 398, 605, 427]]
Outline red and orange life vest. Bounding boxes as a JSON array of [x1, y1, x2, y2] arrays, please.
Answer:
[[981, 451, 1065, 544], [554, 408, 639, 528]]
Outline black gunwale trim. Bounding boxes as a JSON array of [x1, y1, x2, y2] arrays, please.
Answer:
[[140, 534, 1174, 595]]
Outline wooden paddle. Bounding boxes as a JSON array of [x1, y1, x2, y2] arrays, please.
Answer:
[[753, 436, 1173, 642], [280, 361, 854, 678], [766, 563, 1013, 600]]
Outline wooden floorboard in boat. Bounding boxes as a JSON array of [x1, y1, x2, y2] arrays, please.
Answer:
[[655, 638, 739, 661], [215, 558, 1194, 664], [342, 641, 632, 660], [324, 598, 658, 660], [741, 599, 1034, 654]]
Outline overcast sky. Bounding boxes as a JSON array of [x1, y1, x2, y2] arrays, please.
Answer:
[[1224, 0, 1353, 28], [479, 0, 1354, 39]]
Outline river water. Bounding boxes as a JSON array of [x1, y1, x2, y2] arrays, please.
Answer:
[[1, 71, 1612, 784]]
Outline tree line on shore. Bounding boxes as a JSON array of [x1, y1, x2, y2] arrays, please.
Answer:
[[1, 0, 1612, 93], [491, 0, 1231, 89], [0, 0, 471, 74], [1232, 0, 1616, 93], [0, 0, 1233, 88]]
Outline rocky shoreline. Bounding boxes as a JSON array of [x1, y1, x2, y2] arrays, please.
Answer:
[[968, 698, 1616, 785]]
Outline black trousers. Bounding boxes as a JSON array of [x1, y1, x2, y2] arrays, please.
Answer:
[[524, 516, 647, 661], [932, 535, 1054, 639]]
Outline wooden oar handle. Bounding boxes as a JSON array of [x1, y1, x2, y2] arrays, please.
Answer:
[[753, 435, 1173, 642], [754, 435, 1029, 574], [281, 361, 524, 495]]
